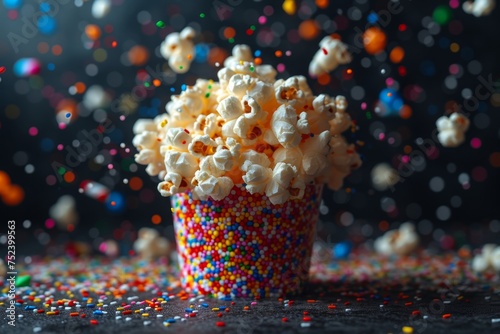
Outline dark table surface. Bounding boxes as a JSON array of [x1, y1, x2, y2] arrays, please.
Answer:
[[2, 252, 500, 334]]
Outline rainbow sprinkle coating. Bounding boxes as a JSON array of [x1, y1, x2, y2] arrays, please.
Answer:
[[171, 184, 323, 298]]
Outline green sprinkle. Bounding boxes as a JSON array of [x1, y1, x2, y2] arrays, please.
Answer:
[[228, 38, 235, 43], [208, 85, 212, 89], [156, 21, 166, 29], [205, 92, 210, 98], [250, 25, 256, 30], [58, 167, 66, 175], [144, 82, 150, 87], [199, 13, 205, 18], [366, 112, 372, 120], [249, 66, 254, 72], [16, 275, 31, 288], [179, 66, 183, 70]]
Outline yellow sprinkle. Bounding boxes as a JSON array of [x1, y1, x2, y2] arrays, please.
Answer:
[[212, 308, 220, 311], [402, 326, 414, 334], [142, 313, 149, 317], [0, 302, 4, 306], [117, 307, 124, 311], [157, 298, 164, 302], [164, 323, 170, 327], [46, 311, 56, 316], [97, 303, 103, 307], [30, 292, 36, 296], [161, 119, 168, 127], [135, 310, 141, 314]]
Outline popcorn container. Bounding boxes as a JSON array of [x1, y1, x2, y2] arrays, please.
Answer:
[[171, 184, 323, 298]]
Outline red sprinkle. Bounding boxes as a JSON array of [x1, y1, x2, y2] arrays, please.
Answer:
[[282, 317, 288, 322], [344, 302, 351, 306], [405, 302, 413, 306], [70, 312, 79, 317], [303, 311, 309, 315], [122, 310, 132, 315], [218, 313, 223, 317], [37, 309, 45, 314], [412, 310, 421, 316], [328, 304, 336, 309], [81, 314, 86, 318], [442, 314, 452, 319], [189, 313, 196, 317], [307, 300, 316, 303], [303, 316, 312, 322], [216, 321, 225, 327], [90, 319, 98, 325], [322, 47, 328, 55]]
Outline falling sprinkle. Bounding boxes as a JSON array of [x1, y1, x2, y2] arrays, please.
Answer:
[[156, 21, 166, 28]]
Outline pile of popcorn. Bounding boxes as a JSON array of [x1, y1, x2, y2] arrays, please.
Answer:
[[132, 44, 361, 205]]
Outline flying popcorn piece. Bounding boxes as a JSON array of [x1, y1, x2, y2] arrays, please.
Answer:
[[301, 130, 331, 178], [134, 228, 172, 259], [91, 0, 111, 19], [374, 223, 419, 256], [49, 195, 79, 230], [371, 163, 400, 191], [160, 27, 196, 74], [436, 112, 470, 148], [309, 36, 352, 78], [463, 0, 496, 17], [472, 244, 500, 272]]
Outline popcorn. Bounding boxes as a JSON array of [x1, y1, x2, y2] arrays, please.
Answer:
[[188, 135, 218, 157], [301, 130, 331, 178], [472, 244, 500, 272], [275, 76, 308, 106], [309, 36, 352, 77], [321, 136, 361, 190], [374, 223, 419, 256], [165, 86, 204, 128], [158, 172, 189, 196], [192, 170, 233, 200], [132, 43, 360, 202], [265, 162, 304, 205], [164, 151, 198, 179], [224, 44, 254, 70], [134, 228, 172, 259], [160, 27, 196, 74], [436, 112, 470, 147], [371, 163, 400, 191], [193, 114, 223, 138], [241, 159, 273, 194], [49, 195, 78, 230], [463, 0, 496, 17], [268, 105, 309, 148]]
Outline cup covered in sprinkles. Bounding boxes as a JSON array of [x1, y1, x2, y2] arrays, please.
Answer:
[[132, 42, 361, 297]]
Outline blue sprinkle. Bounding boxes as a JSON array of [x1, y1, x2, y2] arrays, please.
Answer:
[[47, 63, 55, 71], [201, 303, 209, 308], [254, 50, 261, 57], [87, 304, 95, 308], [165, 318, 176, 323], [367, 12, 378, 24], [93, 310, 103, 315], [181, 84, 187, 91], [170, 87, 175, 92], [220, 296, 232, 301], [185, 308, 193, 313], [25, 305, 36, 310]]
